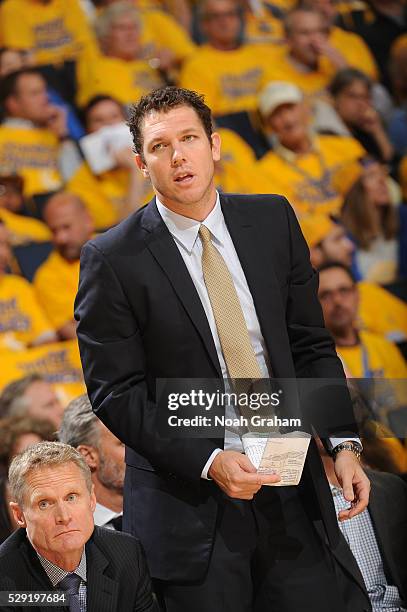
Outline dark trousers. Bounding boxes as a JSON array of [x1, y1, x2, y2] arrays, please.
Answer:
[[154, 487, 368, 612]]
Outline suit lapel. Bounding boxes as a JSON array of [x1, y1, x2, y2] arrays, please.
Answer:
[[368, 475, 401, 588], [220, 195, 294, 377], [141, 200, 221, 376], [86, 536, 119, 612]]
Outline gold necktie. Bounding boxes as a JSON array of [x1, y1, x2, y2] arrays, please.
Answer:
[[199, 224, 262, 380]]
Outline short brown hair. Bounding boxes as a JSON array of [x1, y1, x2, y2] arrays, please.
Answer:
[[127, 86, 213, 158]]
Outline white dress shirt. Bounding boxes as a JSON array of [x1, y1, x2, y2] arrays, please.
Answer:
[[93, 502, 122, 529], [156, 194, 359, 478]]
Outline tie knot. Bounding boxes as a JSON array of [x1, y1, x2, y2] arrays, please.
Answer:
[[199, 225, 211, 243], [58, 572, 82, 594]]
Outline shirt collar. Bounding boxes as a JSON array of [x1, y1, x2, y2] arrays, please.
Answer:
[[93, 502, 122, 527], [3, 118, 36, 129], [156, 192, 225, 254], [37, 548, 87, 587], [272, 131, 318, 162]]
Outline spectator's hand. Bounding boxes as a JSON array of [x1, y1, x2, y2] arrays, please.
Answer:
[[312, 37, 347, 69], [334, 451, 370, 520], [46, 105, 68, 139], [208, 450, 280, 499], [360, 107, 383, 134], [112, 146, 137, 171]]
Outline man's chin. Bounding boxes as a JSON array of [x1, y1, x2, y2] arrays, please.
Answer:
[[58, 249, 81, 262], [330, 322, 353, 336]]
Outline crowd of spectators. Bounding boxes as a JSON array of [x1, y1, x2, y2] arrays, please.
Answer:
[[0, 0, 406, 607]]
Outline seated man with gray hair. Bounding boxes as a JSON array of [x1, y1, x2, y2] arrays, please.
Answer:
[[0, 441, 157, 611], [58, 395, 124, 530]]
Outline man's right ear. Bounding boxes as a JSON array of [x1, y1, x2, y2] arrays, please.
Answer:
[[77, 445, 98, 471], [135, 154, 149, 178], [9, 502, 26, 528]]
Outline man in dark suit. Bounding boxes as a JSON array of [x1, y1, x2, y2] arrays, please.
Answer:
[[0, 441, 156, 612], [74, 86, 371, 612]]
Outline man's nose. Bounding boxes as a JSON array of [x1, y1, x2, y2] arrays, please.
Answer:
[[55, 501, 72, 525], [331, 291, 343, 306], [55, 232, 68, 245], [171, 144, 186, 166]]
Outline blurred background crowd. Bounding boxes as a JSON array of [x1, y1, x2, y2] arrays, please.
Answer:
[[0, 0, 406, 553]]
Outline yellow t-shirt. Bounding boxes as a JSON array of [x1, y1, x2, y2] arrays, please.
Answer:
[[328, 26, 378, 80], [336, 330, 407, 379], [76, 54, 165, 107], [178, 43, 280, 116], [139, 7, 196, 62], [0, 208, 51, 245], [243, 6, 284, 46], [255, 135, 365, 216], [264, 46, 335, 102], [0, 338, 85, 399], [0, 274, 54, 350], [264, 0, 296, 12], [0, 0, 97, 66], [215, 128, 259, 193], [358, 282, 407, 343], [33, 251, 79, 330], [67, 162, 153, 229], [0, 123, 62, 197]]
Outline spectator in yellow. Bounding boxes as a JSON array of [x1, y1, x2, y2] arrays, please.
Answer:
[[318, 262, 407, 379], [266, 8, 352, 101], [0, 0, 97, 67], [76, 2, 165, 107], [68, 95, 152, 229], [256, 81, 364, 216], [33, 193, 94, 341], [0, 176, 51, 246], [301, 213, 407, 342], [299, 0, 378, 80], [179, 0, 279, 116], [240, 0, 284, 45], [0, 69, 68, 199], [0, 220, 56, 351], [96, 0, 196, 73]]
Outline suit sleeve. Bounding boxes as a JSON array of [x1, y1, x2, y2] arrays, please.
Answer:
[[134, 541, 160, 612], [282, 198, 359, 440], [75, 242, 218, 483]]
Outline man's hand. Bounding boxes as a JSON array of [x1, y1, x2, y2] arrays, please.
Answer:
[[208, 450, 280, 499], [311, 37, 348, 69], [46, 105, 68, 139], [334, 450, 370, 521]]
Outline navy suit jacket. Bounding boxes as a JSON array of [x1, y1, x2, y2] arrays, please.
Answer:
[[75, 193, 361, 585]]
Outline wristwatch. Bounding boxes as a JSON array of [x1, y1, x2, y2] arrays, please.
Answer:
[[331, 441, 363, 461]]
